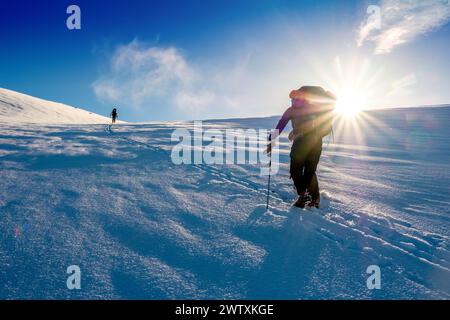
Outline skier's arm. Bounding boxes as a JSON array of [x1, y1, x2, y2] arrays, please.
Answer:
[[270, 107, 291, 141], [266, 107, 291, 154]]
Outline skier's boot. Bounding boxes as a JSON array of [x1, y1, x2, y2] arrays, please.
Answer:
[[293, 192, 310, 208], [308, 198, 320, 209]]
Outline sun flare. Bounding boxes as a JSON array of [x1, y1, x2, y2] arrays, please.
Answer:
[[335, 89, 367, 117]]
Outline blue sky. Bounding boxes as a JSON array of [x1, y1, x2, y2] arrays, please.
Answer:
[[0, 0, 449, 121]]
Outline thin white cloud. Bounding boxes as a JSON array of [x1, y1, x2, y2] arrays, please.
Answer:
[[92, 40, 266, 119], [93, 40, 231, 119], [174, 90, 215, 112], [93, 40, 198, 109], [387, 73, 417, 96], [358, 0, 450, 54]]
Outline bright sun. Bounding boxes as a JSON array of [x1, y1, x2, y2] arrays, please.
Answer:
[[335, 89, 367, 117]]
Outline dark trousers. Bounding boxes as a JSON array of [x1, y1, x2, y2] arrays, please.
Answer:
[[290, 137, 322, 200]]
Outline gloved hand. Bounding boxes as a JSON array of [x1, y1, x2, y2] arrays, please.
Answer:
[[265, 143, 272, 155]]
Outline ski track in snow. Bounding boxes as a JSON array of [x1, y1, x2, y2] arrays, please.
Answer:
[[0, 107, 449, 299]]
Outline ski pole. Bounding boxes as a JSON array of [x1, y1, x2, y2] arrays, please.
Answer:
[[266, 152, 272, 210]]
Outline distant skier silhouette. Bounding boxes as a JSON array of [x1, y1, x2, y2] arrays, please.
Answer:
[[111, 108, 118, 124], [268, 86, 336, 208]]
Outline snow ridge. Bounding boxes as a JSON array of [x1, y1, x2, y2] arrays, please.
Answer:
[[0, 88, 110, 124]]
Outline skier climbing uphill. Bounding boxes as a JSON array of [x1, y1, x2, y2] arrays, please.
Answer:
[[268, 86, 336, 208], [111, 108, 118, 124]]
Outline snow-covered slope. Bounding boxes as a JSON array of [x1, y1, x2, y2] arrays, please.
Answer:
[[0, 106, 449, 299], [0, 88, 110, 124]]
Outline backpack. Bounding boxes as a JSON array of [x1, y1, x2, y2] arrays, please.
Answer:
[[315, 100, 335, 138], [288, 86, 336, 140]]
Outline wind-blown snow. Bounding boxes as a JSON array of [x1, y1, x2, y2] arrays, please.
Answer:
[[0, 99, 449, 299], [0, 88, 111, 124]]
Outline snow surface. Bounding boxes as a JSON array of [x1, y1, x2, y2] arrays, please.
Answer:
[[0, 88, 112, 124], [0, 90, 448, 299]]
